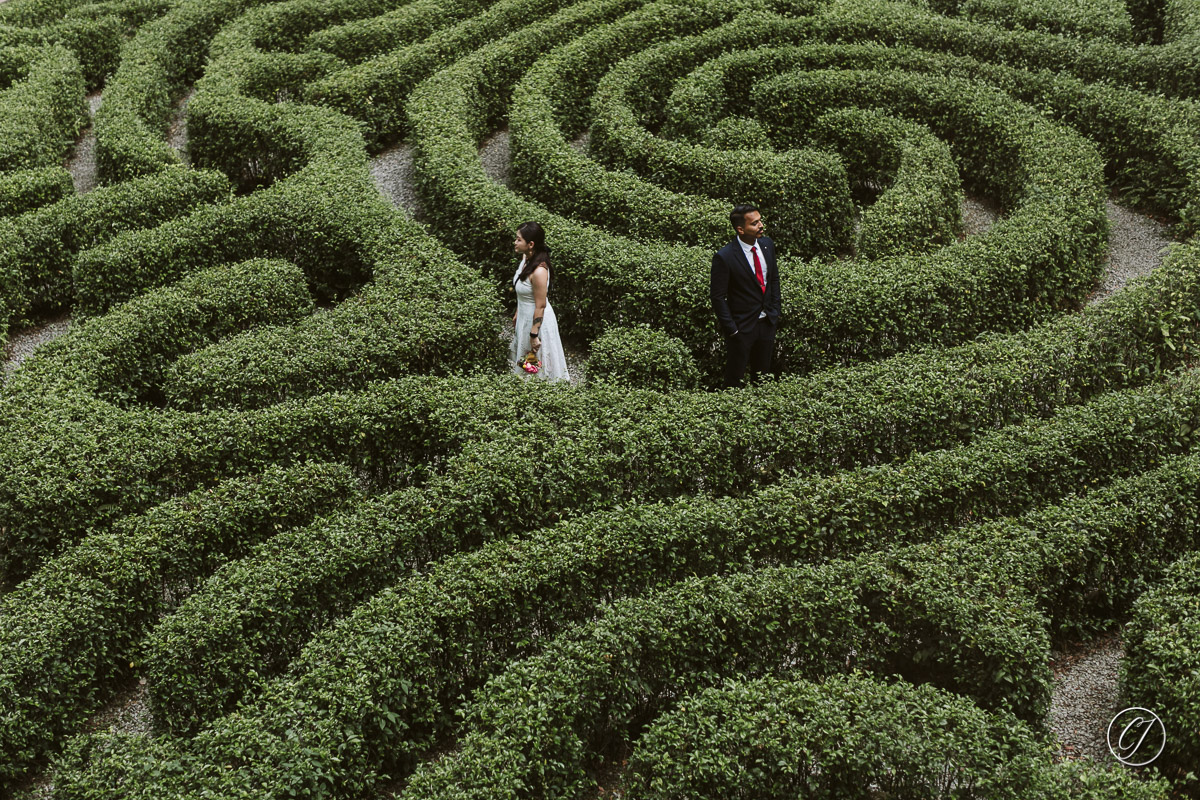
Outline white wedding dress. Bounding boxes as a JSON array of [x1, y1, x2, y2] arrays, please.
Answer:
[[511, 257, 569, 382]]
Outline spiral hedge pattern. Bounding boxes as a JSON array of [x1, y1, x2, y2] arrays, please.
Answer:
[[1, 0, 1199, 796]]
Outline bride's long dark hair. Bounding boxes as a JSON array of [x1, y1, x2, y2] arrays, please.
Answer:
[[517, 221, 552, 284]]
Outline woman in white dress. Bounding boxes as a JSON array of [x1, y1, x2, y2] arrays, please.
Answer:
[[511, 221, 570, 382]]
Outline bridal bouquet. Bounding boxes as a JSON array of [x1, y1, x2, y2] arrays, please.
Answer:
[[521, 351, 541, 374]]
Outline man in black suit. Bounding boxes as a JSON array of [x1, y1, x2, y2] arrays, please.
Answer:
[[710, 204, 781, 387]]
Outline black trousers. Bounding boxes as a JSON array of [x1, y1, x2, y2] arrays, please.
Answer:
[[724, 319, 776, 388]]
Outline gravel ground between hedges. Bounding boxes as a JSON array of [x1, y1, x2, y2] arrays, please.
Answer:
[[1049, 630, 1127, 765], [166, 89, 194, 164], [66, 91, 103, 195]]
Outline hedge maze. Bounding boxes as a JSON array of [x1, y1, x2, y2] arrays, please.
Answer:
[[2, 0, 1200, 796]]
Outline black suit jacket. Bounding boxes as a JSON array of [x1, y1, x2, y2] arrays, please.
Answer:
[[710, 235, 781, 338]]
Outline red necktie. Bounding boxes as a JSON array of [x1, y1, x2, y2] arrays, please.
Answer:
[[751, 246, 765, 293]]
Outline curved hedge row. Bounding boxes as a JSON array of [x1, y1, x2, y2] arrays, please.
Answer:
[[303, 0, 504, 64], [0, 166, 73, 219], [0, 461, 356, 786], [0, 2, 1196, 794], [813, 107, 962, 259], [5, 237, 1200, 605], [1121, 550, 1200, 783], [54, 548, 1052, 798], [8, 257, 311, 404], [0, 14, 119, 90], [109, 355, 1200, 735], [948, 0, 1133, 42], [159, 227, 507, 410], [396, 443, 1200, 798], [627, 674, 1166, 799], [302, 0, 621, 149], [73, 113, 390, 312], [0, 42, 86, 171], [56, 365, 1200, 795], [146, 364, 1200, 738], [140, 487, 428, 734], [91, 0, 255, 183], [508, 1, 852, 257], [507, 24, 741, 251], [659, 27, 1200, 237], [410, 5, 1125, 377], [0, 167, 231, 330], [2, 258, 314, 576], [70, 9, 508, 402]]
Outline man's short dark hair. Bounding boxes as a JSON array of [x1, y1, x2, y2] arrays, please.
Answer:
[[729, 204, 760, 232]]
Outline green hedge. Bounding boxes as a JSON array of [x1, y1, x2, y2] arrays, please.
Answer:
[[303, 0, 502, 64], [71, 154, 389, 315], [587, 324, 699, 390], [160, 219, 507, 410], [1165, 0, 1200, 41], [811, 108, 962, 259], [0, 14, 122, 89], [506, 3, 851, 255], [76, 4, 392, 312], [0, 0, 124, 27], [955, 0, 1133, 42], [87, 0, 372, 182], [9, 257, 312, 402], [395, 442, 1200, 798], [302, 0, 642, 149], [0, 42, 86, 171], [6, 240, 1200, 604], [0, 167, 231, 328], [627, 674, 1167, 799], [394, 553, 1049, 799], [1121, 551, 1200, 785], [753, 66, 1105, 368], [62, 0, 173, 28], [0, 462, 356, 787], [582, 16, 852, 259], [507, 17, 735, 251], [411, 9, 1117, 377], [657, 23, 1200, 235], [30, 236, 1200, 796], [82, 366, 1200, 786], [813, 0, 1193, 98], [142, 488, 448, 735], [74, 37, 506, 402], [0, 166, 73, 218], [53, 549, 1052, 799], [90, 0, 244, 183], [2, 259, 315, 574]]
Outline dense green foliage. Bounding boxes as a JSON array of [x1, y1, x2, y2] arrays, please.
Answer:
[[627, 675, 1166, 798], [0, 0, 1198, 796]]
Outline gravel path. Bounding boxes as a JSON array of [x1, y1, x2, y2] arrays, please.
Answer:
[[1087, 200, 1172, 305], [961, 194, 1000, 236], [65, 91, 103, 195], [2, 313, 71, 378], [369, 142, 422, 217], [1049, 631, 1126, 765], [166, 89, 195, 164], [478, 127, 510, 186]]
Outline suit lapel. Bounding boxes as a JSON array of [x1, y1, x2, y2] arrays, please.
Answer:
[[726, 239, 757, 282]]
